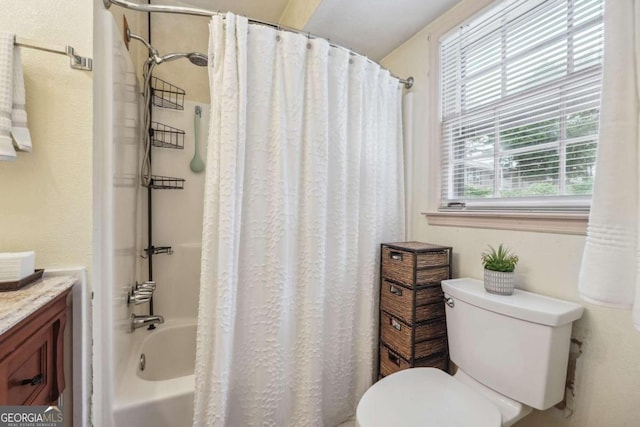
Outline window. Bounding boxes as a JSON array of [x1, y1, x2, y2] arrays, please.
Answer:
[[439, 0, 603, 212]]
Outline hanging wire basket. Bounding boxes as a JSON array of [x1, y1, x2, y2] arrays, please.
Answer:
[[144, 175, 185, 190], [150, 122, 185, 149], [151, 76, 185, 110]]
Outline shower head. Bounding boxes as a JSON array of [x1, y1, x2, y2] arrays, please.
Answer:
[[187, 53, 208, 67], [125, 28, 208, 67], [156, 52, 208, 67]]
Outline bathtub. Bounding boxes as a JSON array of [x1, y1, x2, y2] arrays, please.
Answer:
[[114, 320, 197, 427]]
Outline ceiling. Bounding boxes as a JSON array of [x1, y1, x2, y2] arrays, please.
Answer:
[[303, 0, 461, 60], [172, 0, 461, 60], [172, 0, 291, 23]]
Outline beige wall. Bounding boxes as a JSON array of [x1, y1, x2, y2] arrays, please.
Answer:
[[0, 1, 93, 272], [279, 0, 322, 30], [381, 1, 640, 426], [0, 0, 146, 270], [151, 13, 210, 103], [148, 0, 319, 104]]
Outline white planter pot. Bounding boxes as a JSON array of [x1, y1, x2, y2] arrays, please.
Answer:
[[484, 269, 515, 295]]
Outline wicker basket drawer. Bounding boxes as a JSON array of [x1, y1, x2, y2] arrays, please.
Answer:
[[380, 313, 447, 360], [416, 285, 445, 305], [415, 336, 448, 360], [380, 280, 445, 324], [416, 267, 449, 286], [382, 247, 449, 286], [380, 345, 411, 377], [416, 302, 445, 322], [379, 345, 449, 377]]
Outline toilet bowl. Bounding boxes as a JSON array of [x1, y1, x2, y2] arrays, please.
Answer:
[[357, 278, 583, 427], [356, 368, 531, 427]]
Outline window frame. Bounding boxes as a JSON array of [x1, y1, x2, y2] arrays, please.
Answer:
[[422, 0, 594, 235]]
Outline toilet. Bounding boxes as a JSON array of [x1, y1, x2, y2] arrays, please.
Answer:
[[357, 278, 584, 427]]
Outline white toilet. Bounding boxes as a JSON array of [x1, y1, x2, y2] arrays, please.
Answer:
[[357, 278, 584, 427]]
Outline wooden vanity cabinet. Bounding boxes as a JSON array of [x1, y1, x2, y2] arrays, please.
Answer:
[[0, 289, 70, 405]]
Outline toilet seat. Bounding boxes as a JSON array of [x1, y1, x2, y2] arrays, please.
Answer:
[[356, 368, 502, 427]]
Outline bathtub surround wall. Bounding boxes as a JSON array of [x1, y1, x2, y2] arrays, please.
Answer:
[[380, 0, 640, 426], [96, 5, 206, 426], [194, 14, 405, 425], [146, 100, 210, 320], [106, 0, 150, 88], [93, 9, 142, 427], [110, 27, 211, 427]]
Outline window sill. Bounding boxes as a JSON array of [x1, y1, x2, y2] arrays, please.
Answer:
[[423, 211, 588, 235]]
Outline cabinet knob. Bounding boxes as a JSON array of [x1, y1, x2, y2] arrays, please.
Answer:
[[20, 373, 43, 386]]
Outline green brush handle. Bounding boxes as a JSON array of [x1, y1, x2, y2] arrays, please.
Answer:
[[190, 105, 205, 173]]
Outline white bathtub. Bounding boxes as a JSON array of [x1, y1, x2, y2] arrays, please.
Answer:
[[114, 320, 197, 427]]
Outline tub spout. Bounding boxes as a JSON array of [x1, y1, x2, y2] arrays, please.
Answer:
[[130, 313, 164, 332]]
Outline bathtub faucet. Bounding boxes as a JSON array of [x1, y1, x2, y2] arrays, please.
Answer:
[[130, 313, 164, 332]]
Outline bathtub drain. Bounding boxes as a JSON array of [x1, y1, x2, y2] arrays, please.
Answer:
[[139, 353, 146, 371]]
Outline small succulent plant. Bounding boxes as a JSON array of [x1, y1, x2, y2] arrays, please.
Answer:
[[481, 244, 519, 272]]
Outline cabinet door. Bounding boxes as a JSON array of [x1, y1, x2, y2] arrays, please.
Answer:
[[0, 325, 55, 405]]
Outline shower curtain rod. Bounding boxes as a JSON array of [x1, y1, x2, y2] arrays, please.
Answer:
[[103, 0, 414, 89]]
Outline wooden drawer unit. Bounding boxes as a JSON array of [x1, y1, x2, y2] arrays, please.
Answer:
[[378, 242, 452, 378], [0, 289, 70, 405]]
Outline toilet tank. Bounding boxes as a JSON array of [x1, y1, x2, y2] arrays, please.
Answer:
[[442, 278, 583, 410]]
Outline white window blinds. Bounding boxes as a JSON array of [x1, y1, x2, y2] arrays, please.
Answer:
[[439, 0, 603, 211]]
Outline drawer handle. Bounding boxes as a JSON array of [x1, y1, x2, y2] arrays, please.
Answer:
[[390, 317, 402, 331], [20, 374, 43, 386], [389, 284, 403, 296], [389, 251, 403, 261], [387, 350, 401, 366]]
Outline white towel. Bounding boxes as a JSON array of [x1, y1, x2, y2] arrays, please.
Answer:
[[11, 46, 31, 152], [0, 32, 16, 161], [578, 0, 640, 331]]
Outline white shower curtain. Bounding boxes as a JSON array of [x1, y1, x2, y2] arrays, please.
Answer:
[[194, 13, 405, 426], [579, 0, 640, 330]]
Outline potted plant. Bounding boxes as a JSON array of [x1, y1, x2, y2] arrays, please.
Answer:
[[481, 244, 519, 295]]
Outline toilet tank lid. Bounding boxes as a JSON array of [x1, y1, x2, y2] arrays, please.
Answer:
[[442, 278, 584, 326]]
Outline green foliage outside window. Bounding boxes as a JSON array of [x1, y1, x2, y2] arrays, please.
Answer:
[[456, 109, 598, 199]]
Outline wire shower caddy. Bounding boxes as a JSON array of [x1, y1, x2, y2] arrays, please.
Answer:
[[151, 76, 186, 110], [150, 121, 186, 149]]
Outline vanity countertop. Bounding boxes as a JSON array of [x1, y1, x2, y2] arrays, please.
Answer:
[[0, 275, 75, 335]]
